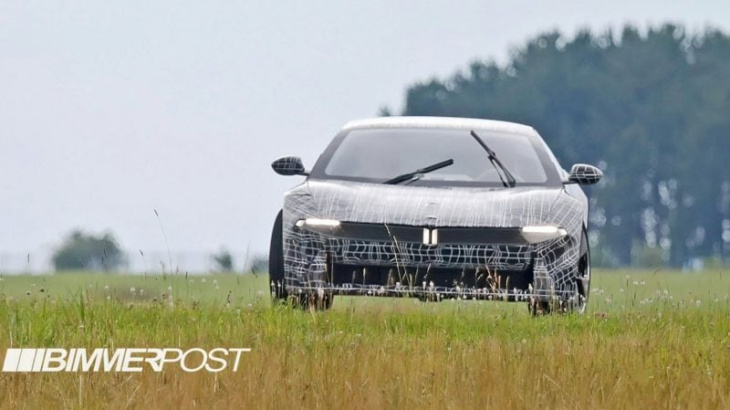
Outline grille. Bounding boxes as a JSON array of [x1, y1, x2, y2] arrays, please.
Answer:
[[331, 263, 534, 293], [327, 240, 531, 270]]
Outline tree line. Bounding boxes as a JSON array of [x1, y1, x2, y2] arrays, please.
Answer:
[[392, 24, 730, 267], [50, 230, 254, 272]]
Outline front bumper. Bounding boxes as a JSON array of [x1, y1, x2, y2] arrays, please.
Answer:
[[282, 221, 579, 301]]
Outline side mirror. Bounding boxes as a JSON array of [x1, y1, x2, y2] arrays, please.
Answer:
[[271, 156, 308, 176], [568, 164, 603, 185]]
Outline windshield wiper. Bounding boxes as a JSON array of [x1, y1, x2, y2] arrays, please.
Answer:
[[383, 159, 454, 185], [470, 130, 517, 187]]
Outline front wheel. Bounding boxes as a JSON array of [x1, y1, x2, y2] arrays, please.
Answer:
[[293, 291, 334, 311], [573, 227, 591, 313], [529, 228, 591, 315], [269, 210, 288, 303]]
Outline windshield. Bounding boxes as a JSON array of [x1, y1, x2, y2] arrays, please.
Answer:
[[319, 128, 553, 186]]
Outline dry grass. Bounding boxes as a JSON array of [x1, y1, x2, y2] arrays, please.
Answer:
[[0, 269, 728, 409]]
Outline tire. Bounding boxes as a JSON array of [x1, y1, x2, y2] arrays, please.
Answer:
[[295, 291, 334, 311], [269, 210, 288, 302], [574, 227, 591, 313], [528, 299, 552, 316]]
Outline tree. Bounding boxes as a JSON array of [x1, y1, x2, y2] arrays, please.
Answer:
[[52, 230, 125, 271], [249, 255, 268, 274], [211, 249, 234, 272], [398, 24, 730, 267]]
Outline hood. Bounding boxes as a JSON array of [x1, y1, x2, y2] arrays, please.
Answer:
[[286, 180, 565, 228]]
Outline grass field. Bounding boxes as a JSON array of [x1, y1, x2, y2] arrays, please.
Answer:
[[0, 269, 728, 409]]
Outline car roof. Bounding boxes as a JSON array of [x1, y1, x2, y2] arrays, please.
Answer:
[[341, 116, 536, 135]]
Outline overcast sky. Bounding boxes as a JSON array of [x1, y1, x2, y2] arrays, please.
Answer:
[[1, 1, 729, 264]]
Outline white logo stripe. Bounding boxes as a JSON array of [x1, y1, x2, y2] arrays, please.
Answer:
[[32, 348, 46, 372], [2, 349, 22, 372], [17, 349, 37, 372]]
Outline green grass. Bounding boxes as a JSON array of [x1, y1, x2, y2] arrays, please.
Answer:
[[0, 269, 728, 409], [0, 271, 271, 307]]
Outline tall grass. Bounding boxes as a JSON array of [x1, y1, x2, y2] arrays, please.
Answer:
[[0, 269, 728, 409]]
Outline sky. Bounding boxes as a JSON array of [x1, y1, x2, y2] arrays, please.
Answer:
[[1, 0, 729, 269]]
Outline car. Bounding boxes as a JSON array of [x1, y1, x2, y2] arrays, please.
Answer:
[[269, 116, 602, 314]]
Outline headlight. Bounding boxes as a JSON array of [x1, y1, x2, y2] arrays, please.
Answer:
[[521, 225, 568, 243], [295, 218, 341, 228]]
